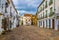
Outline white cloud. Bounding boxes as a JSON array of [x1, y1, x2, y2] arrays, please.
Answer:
[[13, 0, 41, 8], [12, 0, 42, 15], [19, 10, 36, 14]]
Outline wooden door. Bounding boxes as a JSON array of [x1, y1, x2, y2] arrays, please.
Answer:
[[43, 21, 44, 28], [2, 18, 7, 31], [46, 20, 47, 28], [52, 19, 55, 29]]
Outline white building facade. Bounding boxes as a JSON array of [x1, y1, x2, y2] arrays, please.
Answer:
[[22, 16, 31, 26], [9, 0, 18, 29], [0, 0, 7, 34], [37, 0, 59, 30], [0, 0, 18, 34]]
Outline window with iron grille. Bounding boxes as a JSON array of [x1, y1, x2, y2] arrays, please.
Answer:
[[0, 0, 1, 7], [5, 3, 8, 13]]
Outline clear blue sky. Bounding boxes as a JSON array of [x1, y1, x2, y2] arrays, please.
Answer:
[[13, 0, 42, 15]]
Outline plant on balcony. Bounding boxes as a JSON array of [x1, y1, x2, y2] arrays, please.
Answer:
[[43, 0, 45, 2], [49, 0, 53, 5], [45, 1, 47, 8], [49, 12, 55, 17]]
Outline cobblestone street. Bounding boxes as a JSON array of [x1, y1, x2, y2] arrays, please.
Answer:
[[0, 26, 59, 40]]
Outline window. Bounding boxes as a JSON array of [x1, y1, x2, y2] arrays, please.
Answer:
[[5, 8, 7, 13], [13, 16, 15, 20], [5, 3, 8, 8], [41, 7, 42, 11], [10, 7, 11, 12], [46, 10, 48, 17], [41, 14, 42, 19], [38, 7, 40, 12], [10, 13, 12, 17], [29, 20, 30, 21], [43, 12, 44, 18], [45, 1, 47, 8], [5, 3, 8, 13], [43, 4, 44, 10], [49, 7, 53, 16], [0, 0, 1, 7], [10, 7, 12, 17], [50, 7, 52, 13], [2, 4, 3, 9]]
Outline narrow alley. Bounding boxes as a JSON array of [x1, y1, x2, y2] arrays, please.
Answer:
[[0, 26, 59, 40]]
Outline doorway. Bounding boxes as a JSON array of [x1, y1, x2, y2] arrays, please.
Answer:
[[52, 19, 55, 29], [43, 21, 44, 28], [58, 20, 59, 30], [2, 18, 7, 31]]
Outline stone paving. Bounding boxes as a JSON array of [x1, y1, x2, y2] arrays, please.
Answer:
[[0, 25, 59, 40]]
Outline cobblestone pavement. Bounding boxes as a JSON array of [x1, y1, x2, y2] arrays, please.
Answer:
[[0, 25, 59, 40]]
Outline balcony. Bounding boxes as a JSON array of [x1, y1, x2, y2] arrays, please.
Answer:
[[49, 12, 55, 17], [37, 18, 40, 20]]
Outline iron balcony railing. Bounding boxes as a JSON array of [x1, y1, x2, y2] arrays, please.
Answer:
[[49, 12, 55, 17]]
